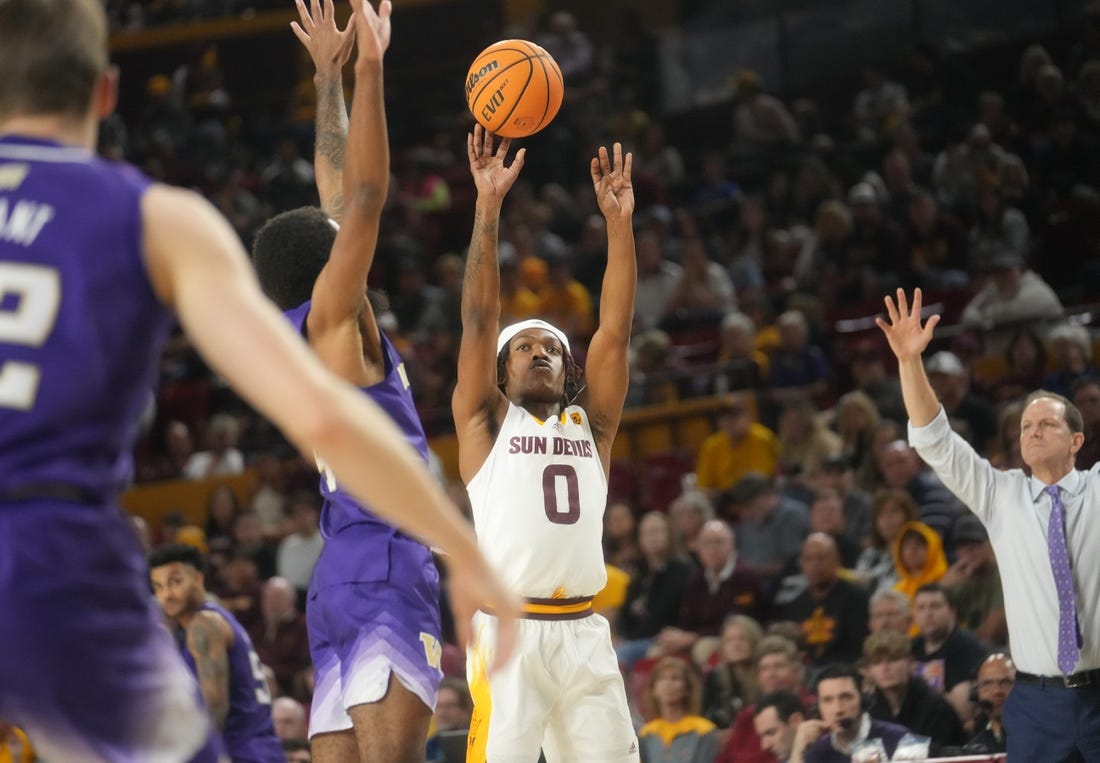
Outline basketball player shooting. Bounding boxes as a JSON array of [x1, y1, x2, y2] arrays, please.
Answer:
[[0, 1, 516, 760], [452, 124, 640, 762]]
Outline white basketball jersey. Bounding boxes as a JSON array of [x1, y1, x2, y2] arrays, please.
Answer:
[[466, 402, 608, 599]]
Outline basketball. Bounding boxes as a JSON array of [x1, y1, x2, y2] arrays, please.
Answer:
[[465, 39, 564, 139]]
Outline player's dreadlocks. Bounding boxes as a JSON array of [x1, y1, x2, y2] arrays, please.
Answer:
[[496, 344, 585, 410]]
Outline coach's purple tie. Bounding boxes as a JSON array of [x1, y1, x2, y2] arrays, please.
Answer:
[[1046, 484, 1081, 675]]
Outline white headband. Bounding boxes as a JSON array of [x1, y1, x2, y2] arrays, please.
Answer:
[[496, 319, 571, 355]]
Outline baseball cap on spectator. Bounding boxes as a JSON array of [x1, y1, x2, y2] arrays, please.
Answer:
[[925, 351, 965, 377], [847, 182, 878, 206], [954, 514, 989, 545]]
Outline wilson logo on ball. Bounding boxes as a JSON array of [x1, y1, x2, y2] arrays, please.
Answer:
[[465, 60, 500, 99], [464, 39, 564, 139]]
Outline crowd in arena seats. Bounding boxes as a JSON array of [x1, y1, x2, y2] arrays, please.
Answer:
[[101, 2, 1100, 760]]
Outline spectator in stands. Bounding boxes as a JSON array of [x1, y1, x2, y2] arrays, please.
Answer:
[[910, 583, 989, 723], [717, 635, 811, 763], [253, 577, 309, 696], [617, 511, 694, 669], [203, 483, 243, 554], [845, 340, 906, 426], [539, 251, 595, 339], [855, 489, 918, 594], [960, 244, 1064, 354], [807, 489, 860, 569], [878, 440, 962, 538], [939, 515, 1007, 645], [184, 413, 245, 480], [854, 64, 909, 142], [710, 311, 767, 396], [1043, 322, 1100, 398], [965, 653, 1015, 754], [497, 244, 542, 327], [702, 614, 765, 732], [924, 350, 998, 453], [691, 151, 742, 226], [781, 534, 869, 668], [638, 657, 719, 762], [732, 68, 800, 148], [793, 662, 910, 763], [764, 310, 831, 410], [656, 520, 768, 665], [833, 390, 884, 492], [751, 690, 807, 763], [260, 137, 315, 213], [987, 328, 1048, 403], [271, 696, 308, 742], [1073, 376, 1100, 469], [663, 236, 736, 330], [626, 328, 684, 407], [901, 188, 969, 291], [215, 548, 263, 635], [604, 500, 640, 573], [248, 453, 288, 538], [695, 397, 781, 495], [727, 473, 809, 579], [776, 395, 843, 486], [811, 454, 873, 552], [536, 10, 595, 88], [142, 419, 196, 482], [275, 491, 323, 596], [669, 488, 714, 561], [846, 182, 905, 292], [869, 588, 913, 636], [968, 183, 1030, 263], [231, 511, 277, 579], [891, 522, 948, 607], [634, 229, 682, 332], [864, 630, 966, 750]]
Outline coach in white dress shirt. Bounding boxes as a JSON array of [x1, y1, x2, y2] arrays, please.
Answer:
[[877, 288, 1100, 761]]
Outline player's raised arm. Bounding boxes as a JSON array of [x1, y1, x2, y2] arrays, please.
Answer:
[[142, 184, 518, 666], [185, 611, 233, 731], [583, 143, 636, 471], [452, 125, 525, 480], [875, 287, 942, 427], [291, 0, 355, 222], [304, 0, 390, 379]]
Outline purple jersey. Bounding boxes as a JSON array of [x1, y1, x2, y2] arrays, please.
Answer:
[[176, 601, 282, 763], [0, 136, 173, 503], [284, 302, 434, 587]]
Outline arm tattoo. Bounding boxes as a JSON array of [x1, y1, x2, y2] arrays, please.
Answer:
[[314, 76, 348, 219], [315, 78, 348, 170], [461, 209, 498, 330], [188, 614, 230, 730]]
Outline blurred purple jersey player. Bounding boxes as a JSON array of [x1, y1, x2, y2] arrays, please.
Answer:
[[149, 544, 284, 763], [0, 0, 519, 760], [251, 2, 443, 760]]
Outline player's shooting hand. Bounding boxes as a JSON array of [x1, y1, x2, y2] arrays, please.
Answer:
[[591, 143, 634, 221], [351, 0, 391, 65], [467, 124, 526, 201], [447, 554, 521, 673], [875, 287, 940, 363], [291, 0, 356, 77]]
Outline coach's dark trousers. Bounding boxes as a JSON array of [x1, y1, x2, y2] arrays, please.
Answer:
[[1003, 680, 1100, 761]]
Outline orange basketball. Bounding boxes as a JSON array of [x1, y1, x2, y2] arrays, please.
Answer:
[[465, 39, 564, 139]]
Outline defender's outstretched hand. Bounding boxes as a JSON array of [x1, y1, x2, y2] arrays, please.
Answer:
[[875, 288, 940, 362], [467, 124, 526, 200], [591, 143, 634, 221], [291, 0, 356, 74], [351, 0, 391, 63]]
